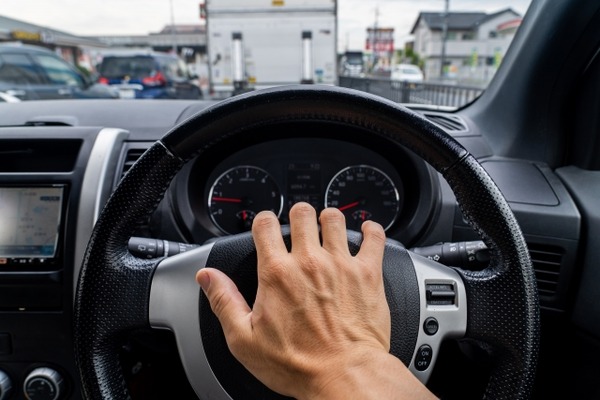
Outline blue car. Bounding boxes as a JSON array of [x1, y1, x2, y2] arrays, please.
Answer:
[[97, 52, 202, 99]]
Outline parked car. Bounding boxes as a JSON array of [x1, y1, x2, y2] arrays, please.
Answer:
[[97, 52, 202, 99], [390, 63, 424, 88], [340, 51, 365, 77], [0, 44, 118, 100], [0, 91, 20, 102]]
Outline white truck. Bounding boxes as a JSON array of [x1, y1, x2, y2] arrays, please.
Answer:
[[205, 0, 337, 97]]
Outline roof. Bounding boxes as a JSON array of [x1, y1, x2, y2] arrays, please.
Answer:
[[410, 8, 520, 34], [158, 25, 206, 35], [0, 42, 57, 54], [0, 14, 105, 47], [100, 51, 179, 59]]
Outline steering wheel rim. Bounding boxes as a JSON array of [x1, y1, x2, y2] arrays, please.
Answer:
[[74, 85, 539, 399]]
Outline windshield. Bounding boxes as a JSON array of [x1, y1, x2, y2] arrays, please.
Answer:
[[400, 67, 420, 75], [0, 0, 531, 107], [99, 57, 156, 80]]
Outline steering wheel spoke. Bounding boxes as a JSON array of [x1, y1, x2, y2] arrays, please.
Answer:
[[405, 252, 467, 383]]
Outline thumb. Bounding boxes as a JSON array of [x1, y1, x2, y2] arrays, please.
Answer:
[[196, 268, 252, 337]]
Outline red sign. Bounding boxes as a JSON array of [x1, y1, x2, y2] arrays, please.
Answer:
[[365, 41, 394, 52], [365, 27, 394, 53]]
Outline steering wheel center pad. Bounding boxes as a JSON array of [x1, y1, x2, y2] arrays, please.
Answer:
[[199, 228, 420, 399]]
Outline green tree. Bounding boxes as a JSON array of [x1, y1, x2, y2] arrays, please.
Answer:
[[395, 48, 424, 70]]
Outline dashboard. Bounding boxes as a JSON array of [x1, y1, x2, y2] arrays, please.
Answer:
[[0, 99, 582, 399]]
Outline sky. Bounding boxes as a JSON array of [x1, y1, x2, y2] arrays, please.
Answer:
[[0, 0, 531, 51]]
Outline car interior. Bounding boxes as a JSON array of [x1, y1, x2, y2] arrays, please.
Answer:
[[0, 0, 599, 399]]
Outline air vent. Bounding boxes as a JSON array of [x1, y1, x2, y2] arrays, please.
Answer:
[[119, 147, 147, 181], [24, 116, 78, 126], [527, 243, 563, 297], [423, 114, 467, 132]]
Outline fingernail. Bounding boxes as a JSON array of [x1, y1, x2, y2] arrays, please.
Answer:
[[197, 270, 211, 292]]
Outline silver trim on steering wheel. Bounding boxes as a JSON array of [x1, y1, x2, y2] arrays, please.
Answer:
[[149, 242, 234, 400], [149, 243, 468, 398], [408, 253, 468, 383]]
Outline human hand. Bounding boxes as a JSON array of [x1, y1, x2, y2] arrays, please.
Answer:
[[196, 202, 435, 399]]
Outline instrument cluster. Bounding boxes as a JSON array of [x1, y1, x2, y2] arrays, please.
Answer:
[[207, 164, 401, 234], [175, 135, 436, 245]]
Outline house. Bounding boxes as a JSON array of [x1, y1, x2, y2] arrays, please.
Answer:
[[410, 8, 521, 84]]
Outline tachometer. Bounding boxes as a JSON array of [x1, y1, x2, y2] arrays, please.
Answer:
[[208, 166, 283, 234], [324, 165, 400, 231]]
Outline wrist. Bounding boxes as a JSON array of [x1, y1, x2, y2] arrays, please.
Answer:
[[301, 349, 437, 400]]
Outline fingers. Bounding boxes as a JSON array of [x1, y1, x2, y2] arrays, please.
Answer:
[[196, 268, 252, 341], [319, 208, 350, 254], [289, 202, 320, 251], [356, 220, 386, 265], [252, 203, 383, 263], [252, 211, 287, 265]]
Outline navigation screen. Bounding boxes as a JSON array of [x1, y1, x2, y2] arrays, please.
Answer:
[[0, 187, 64, 258]]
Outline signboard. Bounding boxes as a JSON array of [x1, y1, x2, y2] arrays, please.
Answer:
[[11, 30, 42, 42], [365, 27, 394, 53]]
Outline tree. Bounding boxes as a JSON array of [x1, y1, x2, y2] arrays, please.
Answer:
[[394, 48, 424, 70]]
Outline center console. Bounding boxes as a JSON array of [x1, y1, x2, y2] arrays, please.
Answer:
[[0, 127, 127, 400]]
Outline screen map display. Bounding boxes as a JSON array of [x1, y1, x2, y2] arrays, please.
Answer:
[[0, 187, 64, 258]]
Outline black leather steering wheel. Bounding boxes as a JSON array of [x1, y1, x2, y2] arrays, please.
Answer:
[[74, 85, 539, 400]]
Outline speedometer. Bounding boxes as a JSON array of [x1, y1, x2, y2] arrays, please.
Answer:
[[324, 165, 400, 231], [208, 166, 283, 235]]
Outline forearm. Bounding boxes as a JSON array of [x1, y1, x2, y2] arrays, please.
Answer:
[[306, 351, 437, 400]]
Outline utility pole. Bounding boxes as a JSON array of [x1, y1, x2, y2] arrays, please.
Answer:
[[169, 0, 177, 55], [440, 0, 449, 80]]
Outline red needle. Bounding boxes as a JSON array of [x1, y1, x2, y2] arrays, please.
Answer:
[[242, 210, 247, 221], [338, 201, 360, 212], [361, 210, 366, 221], [212, 197, 242, 203]]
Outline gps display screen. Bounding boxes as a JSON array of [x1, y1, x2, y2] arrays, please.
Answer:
[[0, 186, 64, 258]]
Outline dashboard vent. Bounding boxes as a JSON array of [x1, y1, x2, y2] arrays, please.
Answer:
[[528, 243, 563, 297], [423, 114, 467, 132], [119, 147, 147, 181]]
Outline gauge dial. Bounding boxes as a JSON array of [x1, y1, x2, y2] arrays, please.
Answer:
[[325, 165, 400, 231], [208, 166, 283, 234]]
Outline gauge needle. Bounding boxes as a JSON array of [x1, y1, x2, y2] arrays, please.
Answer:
[[338, 201, 360, 212], [212, 197, 242, 203]]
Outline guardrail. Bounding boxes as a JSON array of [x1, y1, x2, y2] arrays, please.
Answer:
[[338, 76, 484, 108]]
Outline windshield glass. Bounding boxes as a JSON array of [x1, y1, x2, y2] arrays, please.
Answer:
[[0, 0, 532, 107], [99, 57, 156, 80], [400, 67, 420, 75]]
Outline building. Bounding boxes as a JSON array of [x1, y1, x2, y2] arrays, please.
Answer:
[[87, 25, 208, 80], [0, 15, 106, 71], [0, 14, 208, 79], [365, 27, 394, 73], [410, 8, 521, 84], [89, 25, 206, 62]]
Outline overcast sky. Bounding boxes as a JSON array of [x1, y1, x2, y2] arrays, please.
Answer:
[[0, 0, 531, 50]]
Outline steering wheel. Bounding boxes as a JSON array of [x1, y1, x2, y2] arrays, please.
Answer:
[[74, 85, 539, 400]]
